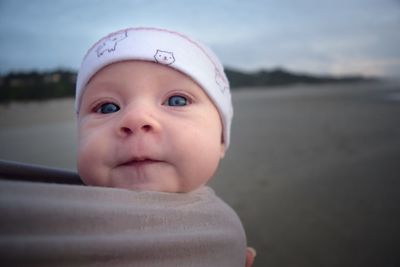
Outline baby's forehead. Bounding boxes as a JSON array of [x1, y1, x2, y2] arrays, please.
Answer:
[[87, 60, 202, 87], [81, 60, 208, 99]]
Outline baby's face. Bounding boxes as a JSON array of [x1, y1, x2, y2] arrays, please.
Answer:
[[77, 61, 225, 193]]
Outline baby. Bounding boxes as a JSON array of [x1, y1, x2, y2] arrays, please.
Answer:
[[75, 27, 255, 266]]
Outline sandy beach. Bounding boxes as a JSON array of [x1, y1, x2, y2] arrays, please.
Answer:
[[1, 81, 400, 266]]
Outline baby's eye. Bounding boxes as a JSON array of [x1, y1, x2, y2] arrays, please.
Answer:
[[165, 95, 188, 107], [95, 102, 120, 114]]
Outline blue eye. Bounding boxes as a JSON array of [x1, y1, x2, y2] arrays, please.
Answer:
[[96, 103, 120, 114], [166, 95, 188, 106]]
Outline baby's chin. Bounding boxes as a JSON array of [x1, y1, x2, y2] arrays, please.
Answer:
[[80, 173, 201, 193]]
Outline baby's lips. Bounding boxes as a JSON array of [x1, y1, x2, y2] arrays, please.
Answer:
[[117, 155, 163, 166]]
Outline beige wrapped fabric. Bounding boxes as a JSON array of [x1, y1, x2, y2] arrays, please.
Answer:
[[0, 180, 246, 266]]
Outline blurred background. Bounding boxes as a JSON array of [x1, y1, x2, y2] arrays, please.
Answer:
[[1, 0, 400, 266]]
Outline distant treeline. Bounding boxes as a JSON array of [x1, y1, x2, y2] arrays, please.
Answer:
[[0, 68, 376, 103], [225, 68, 376, 87], [0, 70, 77, 103]]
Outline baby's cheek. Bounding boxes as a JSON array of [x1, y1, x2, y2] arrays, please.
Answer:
[[77, 145, 94, 184], [186, 145, 221, 191], [77, 136, 100, 184]]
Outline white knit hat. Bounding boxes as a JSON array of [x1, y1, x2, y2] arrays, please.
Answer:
[[75, 27, 233, 150]]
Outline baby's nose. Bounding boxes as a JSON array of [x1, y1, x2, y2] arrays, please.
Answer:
[[117, 106, 160, 136]]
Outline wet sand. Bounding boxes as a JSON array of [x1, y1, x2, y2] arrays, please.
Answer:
[[1, 82, 400, 266]]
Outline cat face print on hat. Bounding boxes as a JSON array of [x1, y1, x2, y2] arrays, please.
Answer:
[[154, 50, 175, 65]]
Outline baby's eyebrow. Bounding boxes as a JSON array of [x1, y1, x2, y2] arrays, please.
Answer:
[[84, 81, 126, 99], [81, 83, 118, 103]]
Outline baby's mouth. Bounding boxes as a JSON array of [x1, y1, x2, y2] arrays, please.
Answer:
[[118, 157, 162, 167]]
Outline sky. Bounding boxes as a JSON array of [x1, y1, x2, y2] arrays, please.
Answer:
[[0, 0, 399, 78]]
